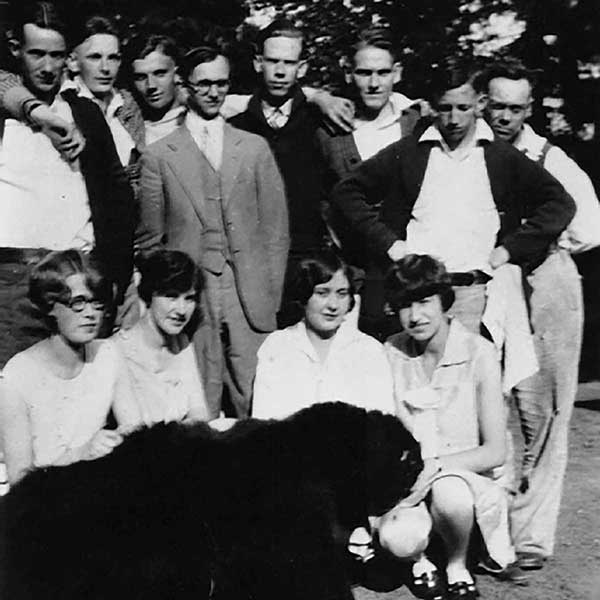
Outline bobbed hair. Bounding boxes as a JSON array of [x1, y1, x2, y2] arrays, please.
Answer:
[[136, 249, 203, 307], [385, 254, 454, 313], [28, 249, 110, 330], [287, 248, 356, 320]]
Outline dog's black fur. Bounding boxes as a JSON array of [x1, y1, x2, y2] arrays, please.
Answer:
[[3, 402, 421, 600]]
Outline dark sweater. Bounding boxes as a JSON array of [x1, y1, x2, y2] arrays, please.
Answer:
[[332, 132, 576, 274], [64, 90, 135, 299], [229, 87, 326, 256]]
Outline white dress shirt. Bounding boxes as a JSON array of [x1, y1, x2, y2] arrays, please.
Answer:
[[0, 93, 93, 250], [406, 119, 499, 273], [185, 111, 224, 170], [62, 77, 136, 167], [252, 320, 396, 420], [515, 123, 600, 254], [353, 93, 419, 160]]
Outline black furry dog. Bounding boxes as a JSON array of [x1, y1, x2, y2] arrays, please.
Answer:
[[3, 402, 421, 600]]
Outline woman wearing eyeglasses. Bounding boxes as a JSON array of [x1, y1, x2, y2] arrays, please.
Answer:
[[0, 249, 134, 485]]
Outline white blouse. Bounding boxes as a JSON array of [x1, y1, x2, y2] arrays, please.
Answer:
[[0, 340, 121, 467], [252, 320, 396, 420]]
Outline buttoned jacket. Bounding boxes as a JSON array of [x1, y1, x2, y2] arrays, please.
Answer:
[[136, 122, 289, 331]]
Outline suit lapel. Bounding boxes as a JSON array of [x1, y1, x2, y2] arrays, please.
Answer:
[[220, 124, 243, 208], [165, 127, 208, 226]]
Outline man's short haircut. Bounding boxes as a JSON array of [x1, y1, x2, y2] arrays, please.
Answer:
[[351, 26, 398, 62], [256, 17, 304, 54], [11, 1, 68, 42], [71, 14, 120, 49], [385, 254, 455, 313], [474, 57, 536, 94], [427, 55, 480, 103], [288, 248, 356, 316], [28, 249, 111, 330], [136, 249, 204, 306], [181, 45, 227, 81], [123, 33, 180, 80]]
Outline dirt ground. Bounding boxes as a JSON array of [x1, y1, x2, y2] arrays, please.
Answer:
[[355, 382, 600, 600]]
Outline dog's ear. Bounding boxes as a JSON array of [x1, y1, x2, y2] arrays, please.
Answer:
[[366, 411, 423, 515]]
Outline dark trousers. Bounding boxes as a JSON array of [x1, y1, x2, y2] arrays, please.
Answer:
[[0, 249, 51, 368]]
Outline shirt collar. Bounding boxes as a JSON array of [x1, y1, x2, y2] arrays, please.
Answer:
[[61, 76, 123, 118], [512, 123, 546, 155], [185, 110, 224, 132], [261, 97, 294, 119], [354, 92, 420, 131], [388, 317, 470, 367], [291, 318, 363, 362], [419, 118, 494, 150]]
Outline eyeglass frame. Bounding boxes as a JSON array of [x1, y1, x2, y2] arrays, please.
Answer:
[[186, 78, 230, 93], [55, 295, 106, 313]]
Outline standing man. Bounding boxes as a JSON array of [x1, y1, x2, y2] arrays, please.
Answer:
[[316, 26, 421, 315], [0, 1, 134, 366], [479, 59, 600, 571], [332, 57, 575, 339], [137, 47, 289, 418], [229, 19, 327, 322], [125, 33, 186, 145]]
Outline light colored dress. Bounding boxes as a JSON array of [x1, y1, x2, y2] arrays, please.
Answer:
[[252, 319, 396, 419], [385, 318, 515, 568], [0, 339, 121, 468], [114, 328, 209, 428]]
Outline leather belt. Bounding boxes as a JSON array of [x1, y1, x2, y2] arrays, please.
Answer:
[[448, 270, 492, 287], [0, 247, 50, 264]]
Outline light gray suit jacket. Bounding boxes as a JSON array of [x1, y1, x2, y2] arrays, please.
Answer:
[[137, 122, 289, 331]]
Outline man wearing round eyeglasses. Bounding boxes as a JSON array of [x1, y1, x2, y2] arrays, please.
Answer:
[[479, 59, 600, 574], [137, 46, 289, 420]]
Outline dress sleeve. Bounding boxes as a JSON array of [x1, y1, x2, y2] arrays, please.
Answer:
[[183, 344, 211, 423], [251, 333, 287, 419], [109, 340, 144, 433]]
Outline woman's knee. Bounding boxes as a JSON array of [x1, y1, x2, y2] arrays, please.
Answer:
[[430, 476, 475, 519], [376, 502, 432, 560]]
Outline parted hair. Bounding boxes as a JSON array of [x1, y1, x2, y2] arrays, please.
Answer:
[[385, 254, 455, 313], [256, 17, 304, 54], [428, 55, 481, 103], [181, 45, 226, 81], [28, 249, 110, 316], [136, 249, 203, 306], [11, 1, 68, 42], [351, 25, 398, 62], [473, 57, 536, 94], [288, 248, 356, 312]]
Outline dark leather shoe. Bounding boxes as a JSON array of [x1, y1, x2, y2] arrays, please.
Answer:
[[517, 552, 546, 570], [476, 556, 529, 586], [412, 570, 446, 600], [446, 580, 478, 599]]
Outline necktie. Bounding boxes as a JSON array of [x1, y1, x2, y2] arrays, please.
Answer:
[[267, 107, 288, 130], [201, 124, 221, 171]]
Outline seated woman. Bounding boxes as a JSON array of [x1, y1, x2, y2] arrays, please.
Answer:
[[0, 250, 130, 485], [113, 250, 209, 429], [252, 248, 395, 419], [375, 255, 515, 600]]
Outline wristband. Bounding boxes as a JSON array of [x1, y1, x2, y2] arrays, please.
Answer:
[[23, 98, 44, 126]]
